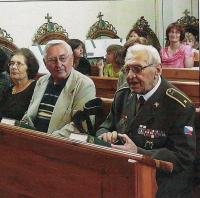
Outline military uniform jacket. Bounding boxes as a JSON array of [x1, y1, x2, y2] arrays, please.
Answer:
[[97, 77, 196, 198]]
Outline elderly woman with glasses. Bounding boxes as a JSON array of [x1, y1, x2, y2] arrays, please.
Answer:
[[0, 48, 39, 121], [96, 44, 195, 198]]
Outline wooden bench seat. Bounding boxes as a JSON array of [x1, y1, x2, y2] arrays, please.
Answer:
[[91, 76, 118, 99], [90, 76, 200, 107], [91, 67, 199, 80], [0, 123, 174, 197], [162, 68, 199, 82]]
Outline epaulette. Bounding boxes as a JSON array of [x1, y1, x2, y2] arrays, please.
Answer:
[[116, 86, 130, 94], [166, 88, 192, 108]]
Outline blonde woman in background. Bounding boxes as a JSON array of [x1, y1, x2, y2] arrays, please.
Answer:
[[98, 44, 123, 78], [184, 32, 199, 65]]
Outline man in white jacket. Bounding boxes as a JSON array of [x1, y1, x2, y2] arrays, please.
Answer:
[[22, 40, 95, 137]]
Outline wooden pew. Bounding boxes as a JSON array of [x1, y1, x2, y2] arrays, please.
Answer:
[[90, 66, 200, 79], [94, 97, 113, 130], [90, 76, 200, 107], [91, 76, 118, 99], [0, 124, 173, 198], [162, 68, 199, 82], [91, 65, 99, 76]]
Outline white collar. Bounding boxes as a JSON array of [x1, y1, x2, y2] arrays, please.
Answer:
[[137, 76, 161, 101]]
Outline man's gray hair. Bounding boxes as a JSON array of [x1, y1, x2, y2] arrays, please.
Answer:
[[125, 44, 161, 65], [43, 40, 73, 59]]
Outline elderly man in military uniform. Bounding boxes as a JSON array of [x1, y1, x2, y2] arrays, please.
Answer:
[[96, 44, 196, 198]]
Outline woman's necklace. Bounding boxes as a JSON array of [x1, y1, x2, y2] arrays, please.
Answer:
[[12, 80, 32, 94]]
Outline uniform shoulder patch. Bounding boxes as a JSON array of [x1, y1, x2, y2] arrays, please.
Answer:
[[116, 86, 130, 93], [166, 88, 192, 108]]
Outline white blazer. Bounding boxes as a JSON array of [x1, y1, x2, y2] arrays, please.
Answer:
[[22, 68, 96, 136]]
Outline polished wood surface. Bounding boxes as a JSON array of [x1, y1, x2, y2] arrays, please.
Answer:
[[0, 124, 173, 197], [90, 74, 200, 107], [162, 68, 199, 82], [91, 76, 118, 99]]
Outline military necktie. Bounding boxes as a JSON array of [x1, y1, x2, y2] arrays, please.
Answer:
[[137, 96, 145, 112]]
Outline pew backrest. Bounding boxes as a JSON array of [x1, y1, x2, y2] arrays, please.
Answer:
[[90, 76, 200, 107], [162, 68, 199, 82]]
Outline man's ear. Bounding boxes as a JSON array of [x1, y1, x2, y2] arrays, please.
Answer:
[[155, 64, 162, 76]]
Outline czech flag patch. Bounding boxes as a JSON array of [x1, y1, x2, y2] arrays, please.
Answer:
[[184, 126, 193, 136]]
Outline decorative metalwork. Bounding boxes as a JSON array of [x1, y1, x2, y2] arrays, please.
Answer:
[[0, 28, 13, 42], [176, 9, 199, 47], [133, 16, 151, 32], [132, 16, 161, 51], [0, 27, 17, 53], [176, 9, 199, 27], [33, 13, 69, 44], [87, 12, 119, 39]]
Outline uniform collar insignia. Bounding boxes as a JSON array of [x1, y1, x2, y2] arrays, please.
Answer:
[[122, 115, 128, 120], [153, 102, 159, 108]]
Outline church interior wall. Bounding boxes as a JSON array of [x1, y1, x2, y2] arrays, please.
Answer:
[[0, 0, 198, 48]]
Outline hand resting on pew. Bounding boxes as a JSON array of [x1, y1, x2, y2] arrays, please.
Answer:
[[111, 133, 138, 153], [98, 131, 138, 153]]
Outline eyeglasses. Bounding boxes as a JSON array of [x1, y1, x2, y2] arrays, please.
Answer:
[[47, 55, 68, 65], [8, 61, 25, 69], [123, 63, 154, 75]]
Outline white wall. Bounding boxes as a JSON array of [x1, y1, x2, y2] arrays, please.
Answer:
[[158, 0, 199, 46], [0, 0, 199, 48], [173, 0, 199, 19], [0, 0, 157, 47]]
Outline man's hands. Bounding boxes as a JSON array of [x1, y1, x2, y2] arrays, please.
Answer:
[[98, 131, 118, 144], [112, 134, 138, 153], [98, 132, 138, 153]]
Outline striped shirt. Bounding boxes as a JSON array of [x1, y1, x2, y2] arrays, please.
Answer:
[[34, 76, 67, 132]]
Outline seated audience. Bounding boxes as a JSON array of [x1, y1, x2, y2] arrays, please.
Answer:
[[98, 44, 123, 77], [0, 48, 11, 95], [126, 27, 147, 41], [67, 39, 91, 75], [122, 37, 148, 57], [160, 23, 194, 68], [126, 27, 161, 52], [96, 44, 196, 198], [0, 48, 39, 120], [184, 32, 199, 64], [21, 40, 95, 136]]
